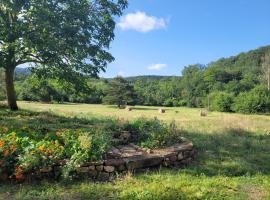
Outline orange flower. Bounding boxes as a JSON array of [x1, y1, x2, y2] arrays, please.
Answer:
[[3, 150, 9, 157], [46, 148, 52, 154], [16, 165, 25, 180], [15, 173, 24, 180], [0, 140, 5, 147]]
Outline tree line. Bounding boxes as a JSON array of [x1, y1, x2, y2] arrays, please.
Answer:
[[1, 45, 269, 114]]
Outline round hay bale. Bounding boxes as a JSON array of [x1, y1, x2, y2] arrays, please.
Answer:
[[125, 107, 132, 111], [200, 109, 208, 117], [159, 108, 166, 113]]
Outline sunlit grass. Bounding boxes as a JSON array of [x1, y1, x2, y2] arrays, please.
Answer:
[[0, 101, 270, 200], [17, 101, 270, 134]]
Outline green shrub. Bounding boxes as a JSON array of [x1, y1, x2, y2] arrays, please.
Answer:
[[176, 100, 188, 107], [209, 92, 234, 112], [232, 85, 270, 114], [128, 118, 182, 149], [163, 99, 174, 107]]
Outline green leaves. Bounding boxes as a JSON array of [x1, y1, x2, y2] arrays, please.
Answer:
[[0, 0, 128, 78], [0, 0, 127, 109], [232, 85, 270, 113], [103, 76, 137, 107]]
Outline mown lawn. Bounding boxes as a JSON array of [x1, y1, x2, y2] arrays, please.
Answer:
[[0, 102, 270, 200]]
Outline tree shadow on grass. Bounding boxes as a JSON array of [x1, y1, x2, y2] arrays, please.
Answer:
[[0, 108, 118, 133], [181, 128, 270, 177], [131, 107, 159, 111], [105, 105, 159, 111]]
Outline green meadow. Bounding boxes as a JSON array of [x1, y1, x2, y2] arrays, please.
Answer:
[[0, 102, 270, 200]]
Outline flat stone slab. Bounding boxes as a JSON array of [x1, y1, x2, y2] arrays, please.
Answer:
[[107, 144, 148, 159], [152, 141, 194, 157], [105, 141, 194, 170]]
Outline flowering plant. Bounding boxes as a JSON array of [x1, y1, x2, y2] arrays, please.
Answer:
[[0, 126, 111, 180]]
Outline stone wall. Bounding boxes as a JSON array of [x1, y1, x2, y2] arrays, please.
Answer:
[[25, 141, 194, 182]]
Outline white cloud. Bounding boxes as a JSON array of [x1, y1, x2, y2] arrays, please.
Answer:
[[148, 63, 167, 71], [118, 11, 168, 33]]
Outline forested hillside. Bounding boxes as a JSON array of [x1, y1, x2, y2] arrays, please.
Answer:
[[1, 45, 269, 113]]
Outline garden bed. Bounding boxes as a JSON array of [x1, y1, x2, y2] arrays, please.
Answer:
[[14, 141, 194, 182], [0, 109, 190, 182]]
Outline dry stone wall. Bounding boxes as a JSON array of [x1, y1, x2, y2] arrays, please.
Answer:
[[25, 141, 195, 182]]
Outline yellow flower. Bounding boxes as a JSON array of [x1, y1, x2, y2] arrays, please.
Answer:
[[39, 145, 45, 151]]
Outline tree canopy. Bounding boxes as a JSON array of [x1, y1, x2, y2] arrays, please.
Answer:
[[103, 76, 136, 108], [0, 0, 127, 110]]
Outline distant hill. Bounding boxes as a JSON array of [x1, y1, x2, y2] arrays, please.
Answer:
[[125, 75, 175, 83], [15, 67, 30, 75], [14, 45, 270, 82], [209, 45, 270, 71]]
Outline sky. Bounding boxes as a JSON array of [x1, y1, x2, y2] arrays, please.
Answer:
[[101, 0, 270, 78]]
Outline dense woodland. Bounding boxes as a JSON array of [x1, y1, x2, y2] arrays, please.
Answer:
[[1, 45, 270, 114]]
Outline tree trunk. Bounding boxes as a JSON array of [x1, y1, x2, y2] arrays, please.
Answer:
[[267, 66, 270, 91], [5, 67, 18, 110]]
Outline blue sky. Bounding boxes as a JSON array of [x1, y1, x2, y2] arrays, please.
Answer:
[[101, 0, 270, 78]]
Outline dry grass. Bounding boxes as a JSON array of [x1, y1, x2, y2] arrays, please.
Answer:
[[17, 101, 270, 134]]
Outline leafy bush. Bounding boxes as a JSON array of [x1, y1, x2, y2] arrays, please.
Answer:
[[209, 92, 234, 112], [0, 127, 111, 180], [232, 85, 270, 114], [163, 99, 174, 107], [128, 118, 182, 149]]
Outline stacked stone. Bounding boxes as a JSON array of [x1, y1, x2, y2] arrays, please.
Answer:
[[75, 141, 195, 180], [76, 159, 126, 180], [24, 140, 195, 182]]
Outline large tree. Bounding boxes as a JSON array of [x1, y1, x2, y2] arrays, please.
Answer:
[[0, 0, 127, 110], [0, 68, 5, 100], [103, 76, 136, 108]]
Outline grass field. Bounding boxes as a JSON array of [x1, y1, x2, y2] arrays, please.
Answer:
[[1, 101, 270, 200], [17, 101, 270, 134]]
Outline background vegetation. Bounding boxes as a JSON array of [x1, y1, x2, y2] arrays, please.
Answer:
[[1, 45, 269, 114]]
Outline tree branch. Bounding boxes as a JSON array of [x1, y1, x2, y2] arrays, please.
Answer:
[[16, 53, 45, 66]]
